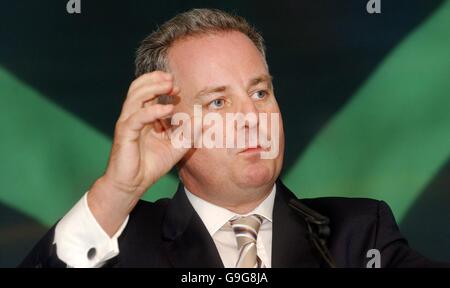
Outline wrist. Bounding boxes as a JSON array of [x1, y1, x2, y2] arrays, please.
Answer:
[[87, 177, 140, 237]]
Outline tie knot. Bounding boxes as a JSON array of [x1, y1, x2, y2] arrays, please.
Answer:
[[229, 214, 263, 248]]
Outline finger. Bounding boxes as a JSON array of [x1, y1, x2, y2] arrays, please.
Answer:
[[167, 120, 204, 164], [153, 119, 165, 134], [129, 80, 174, 107], [151, 88, 181, 135], [128, 71, 173, 92], [146, 85, 180, 107], [117, 104, 174, 142], [120, 81, 177, 120]]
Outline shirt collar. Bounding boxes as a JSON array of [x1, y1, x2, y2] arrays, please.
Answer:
[[184, 184, 276, 236]]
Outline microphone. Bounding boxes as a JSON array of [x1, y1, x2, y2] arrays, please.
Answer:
[[288, 198, 337, 268]]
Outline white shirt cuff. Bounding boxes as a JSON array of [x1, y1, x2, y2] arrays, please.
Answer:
[[53, 192, 129, 268]]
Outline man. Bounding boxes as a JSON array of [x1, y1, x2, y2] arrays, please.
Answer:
[[20, 8, 447, 268]]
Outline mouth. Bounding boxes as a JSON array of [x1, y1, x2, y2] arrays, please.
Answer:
[[238, 145, 266, 155]]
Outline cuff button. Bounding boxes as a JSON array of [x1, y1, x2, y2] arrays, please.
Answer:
[[87, 247, 96, 260]]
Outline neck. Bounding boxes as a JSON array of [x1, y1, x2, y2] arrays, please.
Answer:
[[181, 177, 275, 214], [219, 189, 272, 214]]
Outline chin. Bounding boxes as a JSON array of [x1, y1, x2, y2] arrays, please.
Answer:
[[235, 161, 274, 188]]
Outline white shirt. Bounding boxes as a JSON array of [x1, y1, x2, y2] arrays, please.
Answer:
[[53, 193, 129, 268], [185, 185, 275, 268], [53, 185, 276, 268]]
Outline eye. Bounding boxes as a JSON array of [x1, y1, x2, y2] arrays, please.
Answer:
[[251, 90, 268, 100], [208, 98, 225, 110]]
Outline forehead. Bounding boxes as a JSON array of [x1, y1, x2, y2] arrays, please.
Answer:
[[167, 31, 268, 94]]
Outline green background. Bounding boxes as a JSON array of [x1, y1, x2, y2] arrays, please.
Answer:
[[1, 0, 449, 266]]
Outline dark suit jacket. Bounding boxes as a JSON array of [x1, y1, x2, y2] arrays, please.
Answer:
[[20, 180, 448, 268]]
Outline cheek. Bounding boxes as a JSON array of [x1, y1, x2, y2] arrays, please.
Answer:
[[188, 148, 231, 170], [256, 94, 280, 111]]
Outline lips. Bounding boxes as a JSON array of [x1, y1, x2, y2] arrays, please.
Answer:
[[238, 145, 266, 154]]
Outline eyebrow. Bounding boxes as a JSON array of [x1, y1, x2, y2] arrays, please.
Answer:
[[249, 74, 273, 90], [195, 74, 273, 100]]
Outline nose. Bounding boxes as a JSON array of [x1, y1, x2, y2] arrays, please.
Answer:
[[235, 93, 258, 129]]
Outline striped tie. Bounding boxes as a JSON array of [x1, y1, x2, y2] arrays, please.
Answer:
[[230, 214, 264, 268]]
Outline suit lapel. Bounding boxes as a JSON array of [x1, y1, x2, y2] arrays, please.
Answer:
[[161, 181, 325, 268], [271, 180, 323, 267], [161, 183, 224, 268]]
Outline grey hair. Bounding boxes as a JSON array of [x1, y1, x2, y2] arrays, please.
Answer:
[[134, 8, 266, 77]]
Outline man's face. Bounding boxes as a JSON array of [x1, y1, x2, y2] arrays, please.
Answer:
[[167, 31, 284, 193]]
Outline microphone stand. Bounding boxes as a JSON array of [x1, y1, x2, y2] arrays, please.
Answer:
[[289, 198, 337, 268]]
